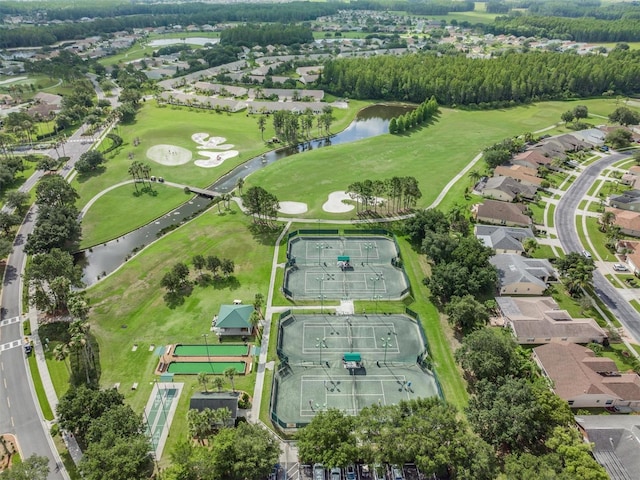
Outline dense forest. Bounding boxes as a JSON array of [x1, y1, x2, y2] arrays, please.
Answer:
[[319, 49, 640, 106], [398, 1, 474, 16], [220, 24, 313, 48], [488, 15, 640, 42]]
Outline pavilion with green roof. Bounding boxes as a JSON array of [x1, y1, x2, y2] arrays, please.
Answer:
[[212, 304, 255, 337]]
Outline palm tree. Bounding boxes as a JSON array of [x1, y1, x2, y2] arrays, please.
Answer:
[[468, 169, 482, 186], [257, 116, 267, 141], [236, 177, 244, 195], [197, 372, 209, 392], [212, 377, 225, 392], [600, 210, 616, 233], [53, 343, 70, 374], [522, 238, 538, 256], [68, 320, 95, 386], [224, 368, 236, 392]]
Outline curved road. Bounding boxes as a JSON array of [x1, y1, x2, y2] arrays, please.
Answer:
[[554, 151, 640, 342]]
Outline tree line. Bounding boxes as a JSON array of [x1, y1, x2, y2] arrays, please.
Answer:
[[389, 96, 438, 134], [347, 176, 422, 215], [269, 107, 334, 145], [488, 14, 640, 42], [220, 24, 313, 48], [0, 2, 380, 48], [399, 0, 474, 15], [319, 49, 640, 106]]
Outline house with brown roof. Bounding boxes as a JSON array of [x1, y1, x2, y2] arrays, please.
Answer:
[[479, 175, 537, 202], [628, 165, 640, 177], [533, 342, 640, 409], [494, 165, 543, 188], [496, 296, 607, 344], [474, 199, 532, 227], [607, 207, 640, 237], [512, 150, 553, 170], [616, 240, 640, 275]]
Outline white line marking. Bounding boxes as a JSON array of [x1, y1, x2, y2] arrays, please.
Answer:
[[3, 378, 6, 388], [7, 397, 10, 408], [10, 417, 14, 427]]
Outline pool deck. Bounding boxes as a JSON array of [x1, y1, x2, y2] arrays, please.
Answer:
[[156, 344, 253, 375]]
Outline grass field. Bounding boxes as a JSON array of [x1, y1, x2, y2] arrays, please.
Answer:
[[27, 354, 54, 421], [77, 100, 368, 245]]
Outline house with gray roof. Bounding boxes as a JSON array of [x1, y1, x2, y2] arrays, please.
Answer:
[[479, 175, 537, 202], [534, 342, 640, 409], [189, 391, 238, 426], [608, 189, 640, 212], [489, 254, 556, 296], [212, 304, 255, 337], [474, 225, 534, 255], [575, 415, 640, 480], [496, 296, 607, 344]]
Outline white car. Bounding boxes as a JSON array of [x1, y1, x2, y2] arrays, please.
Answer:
[[613, 263, 628, 272], [582, 250, 592, 259]]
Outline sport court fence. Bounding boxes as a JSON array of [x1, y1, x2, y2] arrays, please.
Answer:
[[269, 311, 444, 431], [283, 229, 411, 299]]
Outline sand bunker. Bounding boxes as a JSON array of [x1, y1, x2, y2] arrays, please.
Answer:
[[146, 144, 192, 166], [322, 191, 355, 213], [192, 133, 234, 150], [194, 150, 240, 168], [278, 201, 308, 214]]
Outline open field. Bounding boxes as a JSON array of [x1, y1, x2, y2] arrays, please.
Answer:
[[77, 100, 369, 245], [82, 204, 274, 459]]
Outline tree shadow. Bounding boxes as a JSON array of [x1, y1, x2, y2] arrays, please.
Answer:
[[75, 166, 107, 184], [247, 222, 281, 246]]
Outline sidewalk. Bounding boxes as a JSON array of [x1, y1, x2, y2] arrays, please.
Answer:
[[29, 306, 83, 467]]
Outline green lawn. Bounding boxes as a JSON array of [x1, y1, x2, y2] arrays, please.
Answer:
[[27, 354, 54, 421], [531, 244, 555, 259], [528, 201, 544, 225], [77, 100, 368, 244], [44, 341, 70, 399], [546, 203, 556, 228], [601, 343, 640, 373], [585, 216, 614, 261]]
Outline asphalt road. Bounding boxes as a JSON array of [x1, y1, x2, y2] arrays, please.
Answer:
[[554, 151, 640, 342], [0, 123, 97, 479]]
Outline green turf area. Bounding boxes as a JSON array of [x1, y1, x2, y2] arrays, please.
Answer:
[[173, 344, 249, 357], [167, 361, 245, 374], [531, 244, 555, 259], [45, 341, 70, 399], [546, 203, 556, 228], [27, 354, 54, 421], [83, 204, 272, 413], [584, 216, 613, 261], [77, 99, 368, 244]]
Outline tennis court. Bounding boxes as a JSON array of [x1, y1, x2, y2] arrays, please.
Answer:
[[284, 236, 409, 300], [271, 314, 440, 428], [167, 361, 246, 374], [173, 344, 249, 357]]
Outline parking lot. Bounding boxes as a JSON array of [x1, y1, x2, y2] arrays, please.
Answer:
[[297, 463, 425, 480]]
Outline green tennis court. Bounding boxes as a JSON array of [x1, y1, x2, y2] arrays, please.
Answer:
[[173, 344, 249, 357], [167, 361, 246, 374]]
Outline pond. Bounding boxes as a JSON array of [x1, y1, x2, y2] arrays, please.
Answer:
[[78, 103, 414, 286]]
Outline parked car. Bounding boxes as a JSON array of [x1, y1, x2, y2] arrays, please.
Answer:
[[313, 464, 325, 480], [613, 263, 629, 272], [582, 250, 592, 259], [391, 465, 404, 480], [346, 465, 356, 480], [330, 467, 341, 480]]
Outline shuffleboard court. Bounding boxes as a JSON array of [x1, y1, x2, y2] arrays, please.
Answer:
[[284, 236, 409, 300], [173, 344, 249, 357], [167, 361, 246, 374]]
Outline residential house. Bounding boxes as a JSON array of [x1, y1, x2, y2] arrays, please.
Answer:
[[533, 342, 640, 409], [570, 128, 606, 146], [512, 150, 553, 170], [474, 225, 534, 255], [479, 175, 537, 202], [212, 304, 255, 337], [575, 415, 640, 480], [474, 199, 533, 227], [628, 166, 640, 177], [494, 165, 543, 188], [490, 254, 556, 295], [621, 173, 637, 187], [496, 296, 607, 344], [608, 190, 640, 212], [33, 92, 63, 108], [189, 391, 239, 426], [607, 208, 640, 237], [616, 240, 640, 274]]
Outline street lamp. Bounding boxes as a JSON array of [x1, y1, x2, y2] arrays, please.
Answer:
[[363, 242, 375, 265], [316, 337, 327, 366], [373, 294, 382, 314], [370, 273, 383, 306], [381, 334, 392, 365], [317, 275, 324, 313], [316, 242, 326, 266], [202, 333, 214, 374]]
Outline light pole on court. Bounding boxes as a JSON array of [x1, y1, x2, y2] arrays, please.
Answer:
[[316, 337, 327, 366], [370, 273, 383, 308], [381, 334, 392, 365], [202, 333, 214, 374], [316, 242, 325, 266], [364, 242, 375, 265]]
